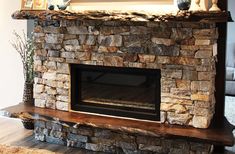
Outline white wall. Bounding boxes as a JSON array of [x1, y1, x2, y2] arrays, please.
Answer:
[[226, 0, 235, 67], [0, 1, 27, 109]]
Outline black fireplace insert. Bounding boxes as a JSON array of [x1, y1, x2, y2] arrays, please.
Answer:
[[70, 64, 161, 121]]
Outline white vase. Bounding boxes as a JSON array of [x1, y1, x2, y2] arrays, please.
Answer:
[[189, 0, 201, 11], [209, 0, 221, 11], [200, 0, 209, 11]]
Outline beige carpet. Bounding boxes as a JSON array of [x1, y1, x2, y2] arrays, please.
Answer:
[[0, 145, 57, 154]]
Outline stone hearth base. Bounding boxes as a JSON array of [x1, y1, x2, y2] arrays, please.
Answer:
[[34, 119, 212, 153]]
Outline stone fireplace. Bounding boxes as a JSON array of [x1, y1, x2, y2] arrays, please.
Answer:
[[33, 15, 217, 129], [7, 10, 234, 154]]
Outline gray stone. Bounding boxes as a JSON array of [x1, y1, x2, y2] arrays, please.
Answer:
[[117, 141, 137, 151], [78, 35, 87, 44], [64, 34, 77, 40], [139, 144, 162, 153], [34, 120, 46, 128], [64, 39, 79, 46], [161, 69, 182, 79], [42, 72, 56, 80], [152, 26, 171, 38], [77, 126, 94, 136], [68, 133, 88, 143], [74, 142, 86, 148], [100, 26, 130, 35], [64, 45, 82, 52], [45, 34, 64, 44], [171, 28, 192, 42], [182, 70, 197, 80], [180, 50, 196, 57], [85, 143, 102, 152], [67, 26, 88, 34], [149, 45, 180, 56], [61, 52, 75, 59], [45, 61, 57, 70], [192, 115, 211, 128], [121, 47, 145, 53], [94, 129, 114, 139], [193, 28, 217, 38], [48, 57, 65, 63], [48, 50, 60, 57], [88, 26, 99, 35], [130, 26, 149, 34], [91, 53, 104, 61], [46, 100, 56, 109], [103, 56, 123, 67], [56, 74, 69, 81], [195, 50, 212, 58], [44, 44, 62, 50], [123, 35, 149, 47], [57, 63, 69, 74], [56, 88, 68, 95], [151, 38, 175, 46], [138, 54, 155, 63], [44, 26, 63, 33], [170, 88, 191, 99], [191, 81, 212, 92], [167, 112, 192, 125], [86, 35, 96, 45], [98, 35, 122, 47], [45, 136, 65, 145], [35, 133, 45, 141], [45, 86, 57, 95], [128, 62, 145, 68], [56, 95, 69, 102], [34, 84, 45, 93], [49, 122, 62, 131], [35, 99, 46, 108], [50, 129, 65, 138], [193, 107, 213, 117], [136, 136, 161, 145], [75, 52, 91, 61]]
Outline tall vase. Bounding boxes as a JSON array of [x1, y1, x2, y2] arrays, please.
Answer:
[[189, 0, 201, 11], [200, 0, 209, 11], [177, 0, 191, 10], [209, 0, 221, 11], [23, 82, 34, 105]]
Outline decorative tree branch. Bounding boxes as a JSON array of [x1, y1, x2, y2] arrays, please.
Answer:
[[11, 31, 34, 83]]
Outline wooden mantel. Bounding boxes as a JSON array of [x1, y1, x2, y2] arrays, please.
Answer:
[[12, 10, 232, 23], [1, 103, 234, 146]]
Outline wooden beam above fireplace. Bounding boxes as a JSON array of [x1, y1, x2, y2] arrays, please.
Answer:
[[12, 10, 232, 23], [1, 103, 234, 146]]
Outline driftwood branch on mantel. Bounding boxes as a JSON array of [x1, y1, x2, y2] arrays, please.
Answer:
[[12, 10, 232, 23]]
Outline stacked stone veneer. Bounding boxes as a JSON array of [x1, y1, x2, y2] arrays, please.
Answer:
[[33, 19, 218, 129], [34, 119, 213, 153]]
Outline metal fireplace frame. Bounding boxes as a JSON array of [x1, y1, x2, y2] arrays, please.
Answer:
[[70, 64, 161, 121]]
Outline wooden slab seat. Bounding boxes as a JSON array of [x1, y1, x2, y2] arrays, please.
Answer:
[[2, 103, 234, 146]]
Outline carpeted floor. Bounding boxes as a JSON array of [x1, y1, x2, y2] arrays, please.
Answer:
[[0, 145, 57, 154]]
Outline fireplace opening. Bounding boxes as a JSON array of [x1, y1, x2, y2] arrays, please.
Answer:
[[71, 64, 161, 121]]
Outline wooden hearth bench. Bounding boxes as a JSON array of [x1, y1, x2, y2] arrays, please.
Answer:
[[1, 103, 234, 147]]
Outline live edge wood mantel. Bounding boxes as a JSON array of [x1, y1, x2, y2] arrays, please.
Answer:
[[2, 103, 234, 146], [12, 10, 232, 23]]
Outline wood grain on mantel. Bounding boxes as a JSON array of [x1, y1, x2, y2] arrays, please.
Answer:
[[2, 103, 234, 146], [12, 10, 232, 23]]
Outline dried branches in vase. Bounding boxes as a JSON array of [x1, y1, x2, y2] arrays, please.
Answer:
[[11, 31, 34, 104]]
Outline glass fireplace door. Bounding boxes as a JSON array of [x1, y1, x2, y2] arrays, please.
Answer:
[[71, 64, 161, 121]]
